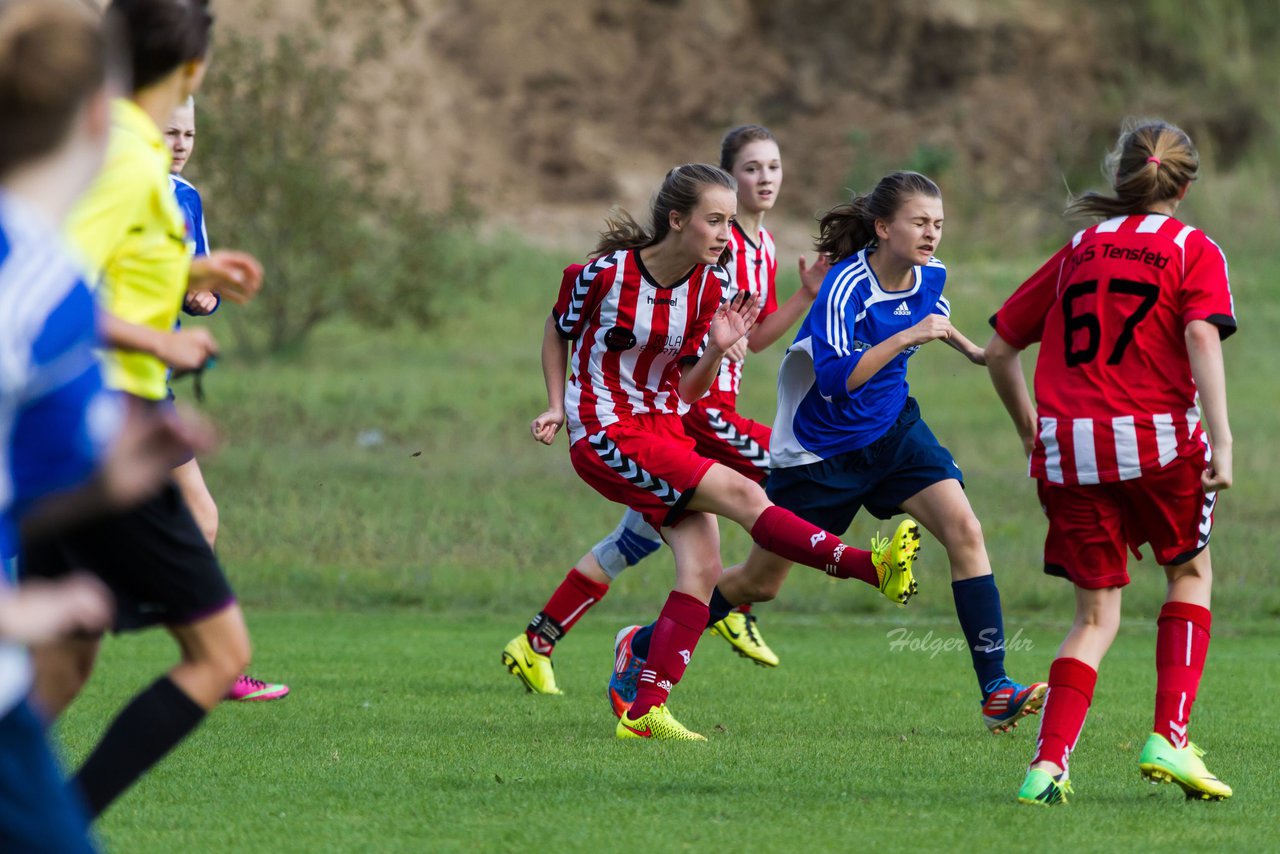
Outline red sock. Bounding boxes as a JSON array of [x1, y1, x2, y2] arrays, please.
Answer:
[[525, 568, 610, 655], [630, 591, 709, 718], [1154, 601, 1211, 748], [1032, 657, 1097, 772], [749, 506, 877, 586]]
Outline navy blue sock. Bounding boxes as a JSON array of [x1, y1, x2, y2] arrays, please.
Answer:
[[630, 622, 655, 659], [951, 574, 1008, 696], [632, 587, 734, 659], [708, 587, 734, 624]]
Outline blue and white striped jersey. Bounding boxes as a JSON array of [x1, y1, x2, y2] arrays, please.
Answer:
[[0, 191, 119, 561], [771, 248, 950, 468]]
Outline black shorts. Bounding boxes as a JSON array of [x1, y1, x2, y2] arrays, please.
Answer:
[[19, 480, 236, 632], [766, 397, 964, 532]]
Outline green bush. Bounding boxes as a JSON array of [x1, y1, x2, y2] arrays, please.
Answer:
[[189, 26, 474, 355]]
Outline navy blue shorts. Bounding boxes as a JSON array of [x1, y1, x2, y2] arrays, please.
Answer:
[[765, 397, 963, 533], [0, 699, 95, 852]]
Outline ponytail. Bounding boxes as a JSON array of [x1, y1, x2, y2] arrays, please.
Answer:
[[1066, 119, 1198, 219]]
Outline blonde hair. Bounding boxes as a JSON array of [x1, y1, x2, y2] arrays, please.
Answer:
[[0, 0, 118, 176], [1066, 119, 1199, 219]]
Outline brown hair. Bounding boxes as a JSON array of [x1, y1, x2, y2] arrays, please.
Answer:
[[106, 0, 213, 93], [1066, 119, 1199, 219], [0, 0, 118, 177], [720, 124, 777, 171], [596, 163, 737, 266], [815, 171, 941, 262]]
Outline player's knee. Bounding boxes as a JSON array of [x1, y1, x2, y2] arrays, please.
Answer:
[[946, 511, 985, 554]]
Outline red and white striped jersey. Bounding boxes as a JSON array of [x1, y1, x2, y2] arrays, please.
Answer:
[[707, 222, 778, 405], [553, 249, 729, 444], [992, 213, 1235, 485]]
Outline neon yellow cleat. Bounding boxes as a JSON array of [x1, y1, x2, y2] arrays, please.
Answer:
[[871, 519, 921, 605], [1139, 734, 1232, 800], [501, 634, 563, 695], [709, 610, 780, 667], [616, 703, 706, 741], [1016, 768, 1072, 806]]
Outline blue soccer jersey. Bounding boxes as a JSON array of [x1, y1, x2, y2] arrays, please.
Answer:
[[170, 173, 208, 257], [771, 248, 950, 468], [0, 192, 119, 561]]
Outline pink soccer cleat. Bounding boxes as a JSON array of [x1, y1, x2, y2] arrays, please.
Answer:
[[226, 674, 290, 702]]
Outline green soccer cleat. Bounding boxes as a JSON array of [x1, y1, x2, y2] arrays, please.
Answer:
[[616, 703, 706, 741], [871, 519, 921, 605], [1017, 768, 1072, 806], [1138, 734, 1232, 800], [709, 610, 780, 667], [501, 633, 563, 695]]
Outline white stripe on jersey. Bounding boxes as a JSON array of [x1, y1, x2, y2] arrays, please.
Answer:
[[1040, 417, 1062, 483], [1072, 418, 1099, 484], [1154, 413, 1178, 466], [1095, 217, 1125, 234], [1113, 415, 1141, 481], [1136, 214, 1169, 233], [935, 294, 951, 317]]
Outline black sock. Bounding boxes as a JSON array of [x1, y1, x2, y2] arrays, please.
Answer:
[[74, 675, 206, 817], [708, 587, 735, 625]]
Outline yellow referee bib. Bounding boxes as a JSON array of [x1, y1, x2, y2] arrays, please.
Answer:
[[68, 98, 190, 401]]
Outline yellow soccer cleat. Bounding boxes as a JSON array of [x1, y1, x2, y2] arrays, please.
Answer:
[[871, 519, 921, 605], [501, 634, 563, 695], [709, 610, 780, 667], [616, 703, 706, 741], [1139, 734, 1232, 800], [1016, 768, 1072, 806]]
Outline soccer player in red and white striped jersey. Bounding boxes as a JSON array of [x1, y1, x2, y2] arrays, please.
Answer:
[[503, 128, 830, 693], [529, 165, 905, 740], [987, 120, 1236, 804]]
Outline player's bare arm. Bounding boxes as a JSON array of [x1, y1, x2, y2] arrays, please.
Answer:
[[845, 313, 953, 392], [1186, 319, 1233, 491], [984, 331, 1037, 457], [532, 314, 568, 445]]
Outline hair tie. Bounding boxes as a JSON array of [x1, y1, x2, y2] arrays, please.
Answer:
[[1147, 156, 1162, 166]]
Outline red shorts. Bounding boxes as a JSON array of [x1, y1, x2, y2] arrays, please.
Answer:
[[682, 399, 771, 484], [1037, 453, 1216, 589], [570, 413, 716, 531]]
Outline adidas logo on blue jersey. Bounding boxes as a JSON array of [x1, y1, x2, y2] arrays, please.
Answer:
[[893, 301, 911, 316]]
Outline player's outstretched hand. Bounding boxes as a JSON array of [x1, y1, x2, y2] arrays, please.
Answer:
[[710, 291, 760, 353], [0, 574, 113, 644], [531, 408, 565, 445], [724, 337, 749, 364], [798, 253, 832, 297], [189, 250, 263, 305], [1202, 445, 1232, 492]]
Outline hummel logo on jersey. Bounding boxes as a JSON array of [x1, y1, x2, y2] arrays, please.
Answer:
[[810, 531, 827, 548], [893, 301, 911, 316], [679, 649, 691, 664], [646, 295, 678, 306]]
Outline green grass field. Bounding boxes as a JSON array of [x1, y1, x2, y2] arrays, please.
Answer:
[[55, 243, 1280, 850], [64, 612, 1275, 852]]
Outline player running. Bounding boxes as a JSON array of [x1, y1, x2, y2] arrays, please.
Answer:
[[163, 96, 289, 702], [503, 125, 830, 693], [987, 120, 1236, 805], [20, 0, 265, 819], [610, 171, 1046, 735], [532, 164, 919, 741]]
